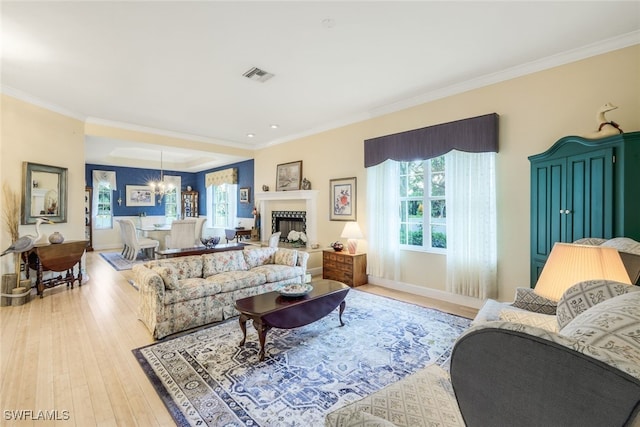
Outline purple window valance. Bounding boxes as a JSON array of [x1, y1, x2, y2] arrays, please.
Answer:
[[364, 113, 499, 167]]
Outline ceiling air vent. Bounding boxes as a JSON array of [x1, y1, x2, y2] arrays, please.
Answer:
[[242, 67, 274, 83]]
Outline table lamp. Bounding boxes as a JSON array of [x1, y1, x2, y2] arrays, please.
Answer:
[[341, 222, 363, 254], [534, 242, 631, 301]]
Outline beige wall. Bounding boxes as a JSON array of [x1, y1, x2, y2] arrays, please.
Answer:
[[255, 45, 640, 301], [2, 45, 638, 301], [1, 95, 86, 274]]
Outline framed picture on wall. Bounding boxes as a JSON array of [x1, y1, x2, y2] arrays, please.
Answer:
[[276, 161, 302, 191], [329, 177, 356, 221], [126, 185, 155, 207], [239, 187, 251, 203]]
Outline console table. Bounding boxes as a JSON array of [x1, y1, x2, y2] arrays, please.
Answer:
[[26, 240, 88, 298], [155, 242, 247, 258]]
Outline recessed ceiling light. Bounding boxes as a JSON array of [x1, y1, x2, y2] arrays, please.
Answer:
[[270, 124, 279, 129], [247, 133, 255, 138]]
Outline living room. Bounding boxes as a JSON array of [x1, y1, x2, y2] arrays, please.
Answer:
[[1, 2, 640, 425]]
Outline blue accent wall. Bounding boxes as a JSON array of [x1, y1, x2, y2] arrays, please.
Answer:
[[85, 159, 254, 218], [195, 159, 255, 218]]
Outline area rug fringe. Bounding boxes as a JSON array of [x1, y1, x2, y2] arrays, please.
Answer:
[[133, 290, 471, 426]]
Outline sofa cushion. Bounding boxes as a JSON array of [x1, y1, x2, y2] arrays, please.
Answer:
[[243, 247, 277, 269], [556, 280, 639, 329], [149, 255, 203, 280], [164, 278, 223, 305], [512, 287, 557, 314], [325, 364, 464, 427], [498, 308, 559, 332], [205, 270, 266, 293], [559, 292, 640, 365], [250, 264, 305, 283], [274, 248, 298, 267], [203, 250, 249, 276], [152, 265, 180, 290]]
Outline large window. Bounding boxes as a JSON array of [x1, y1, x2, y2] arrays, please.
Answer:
[[208, 183, 237, 228], [95, 182, 113, 229], [399, 156, 446, 250], [164, 188, 178, 221]]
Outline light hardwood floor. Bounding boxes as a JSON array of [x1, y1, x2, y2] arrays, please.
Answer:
[[0, 251, 476, 426]]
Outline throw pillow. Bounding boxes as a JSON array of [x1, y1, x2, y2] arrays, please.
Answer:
[[152, 265, 180, 290], [499, 308, 559, 332], [556, 280, 640, 329], [274, 249, 298, 267], [511, 287, 557, 315], [243, 247, 276, 269], [559, 292, 640, 364]]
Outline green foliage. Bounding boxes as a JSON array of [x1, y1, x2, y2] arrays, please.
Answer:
[[432, 231, 447, 248]]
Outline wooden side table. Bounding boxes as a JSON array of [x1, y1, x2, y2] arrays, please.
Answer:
[[322, 249, 367, 287], [26, 240, 88, 298]]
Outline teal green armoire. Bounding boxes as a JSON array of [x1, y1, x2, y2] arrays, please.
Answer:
[[529, 131, 640, 286]]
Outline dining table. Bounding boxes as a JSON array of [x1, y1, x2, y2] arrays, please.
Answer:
[[137, 224, 172, 250]]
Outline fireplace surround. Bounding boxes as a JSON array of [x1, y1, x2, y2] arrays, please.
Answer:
[[255, 190, 318, 246]]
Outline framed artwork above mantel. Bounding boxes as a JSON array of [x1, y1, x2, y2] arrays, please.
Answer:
[[276, 161, 302, 191]]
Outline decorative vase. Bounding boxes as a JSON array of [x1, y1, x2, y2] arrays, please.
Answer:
[[48, 232, 64, 244], [331, 242, 344, 252]]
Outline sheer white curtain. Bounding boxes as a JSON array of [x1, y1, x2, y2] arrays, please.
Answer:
[[366, 159, 401, 281], [445, 150, 497, 299]]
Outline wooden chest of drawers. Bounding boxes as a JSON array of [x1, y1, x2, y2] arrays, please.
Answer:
[[322, 250, 367, 287]]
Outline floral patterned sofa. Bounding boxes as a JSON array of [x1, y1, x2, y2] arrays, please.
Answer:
[[133, 247, 308, 339]]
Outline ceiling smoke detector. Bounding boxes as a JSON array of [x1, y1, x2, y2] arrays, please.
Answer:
[[242, 67, 274, 83]]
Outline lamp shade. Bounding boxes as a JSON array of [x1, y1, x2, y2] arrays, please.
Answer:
[[534, 242, 631, 301], [341, 222, 363, 239], [341, 222, 363, 254]]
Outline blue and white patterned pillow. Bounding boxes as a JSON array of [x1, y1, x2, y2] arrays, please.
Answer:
[[556, 280, 639, 329], [559, 292, 640, 365]]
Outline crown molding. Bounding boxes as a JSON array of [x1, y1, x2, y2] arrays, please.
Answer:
[[368, 31, 640, 118]]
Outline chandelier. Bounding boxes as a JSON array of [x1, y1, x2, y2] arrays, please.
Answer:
[[149, 151, 174, 202]]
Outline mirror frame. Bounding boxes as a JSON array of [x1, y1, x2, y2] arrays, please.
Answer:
[[21, 162, 68, 225]]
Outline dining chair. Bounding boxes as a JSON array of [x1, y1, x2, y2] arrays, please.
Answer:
[[165, 219, 197, 249], [225, 229, 237, 243], [193, 217, 206, 245], [268, 232, 281, 248], [117, 219, 159, 260]]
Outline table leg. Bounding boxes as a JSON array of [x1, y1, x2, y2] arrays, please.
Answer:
[[338, 300, 346, 326], [37, 258, 44, 298], [78, 258, 83, 287], [238, 314, 248, 347], [253, 320, 271, 361]]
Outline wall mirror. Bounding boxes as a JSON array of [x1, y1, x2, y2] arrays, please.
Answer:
[[22, 162, 68, 224]]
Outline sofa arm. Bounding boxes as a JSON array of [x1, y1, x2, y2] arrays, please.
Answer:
[[132, 264, 166, 337], [297, 251, 309, 271], [450, 322, 640, 427]]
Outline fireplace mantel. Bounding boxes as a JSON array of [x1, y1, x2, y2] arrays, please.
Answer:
[[255, 190, 319, 245]]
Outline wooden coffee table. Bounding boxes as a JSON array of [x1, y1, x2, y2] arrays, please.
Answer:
[[234, 279, 349, 361]]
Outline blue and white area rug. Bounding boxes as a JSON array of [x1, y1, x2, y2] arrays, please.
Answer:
[[133, 290, 471, 426], [99, 251, 149, 271]]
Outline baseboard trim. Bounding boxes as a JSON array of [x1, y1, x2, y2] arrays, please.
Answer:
[[367, 276, 485, 310]]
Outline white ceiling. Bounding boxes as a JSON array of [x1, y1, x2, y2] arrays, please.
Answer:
[[2, 1, 639, 172]]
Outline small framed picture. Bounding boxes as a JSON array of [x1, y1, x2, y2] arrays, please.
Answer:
[[126, 185, 155, 207], [276, 161, 302, 191], [239, 187, 251, 203], [330, 177, 357, 221]]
